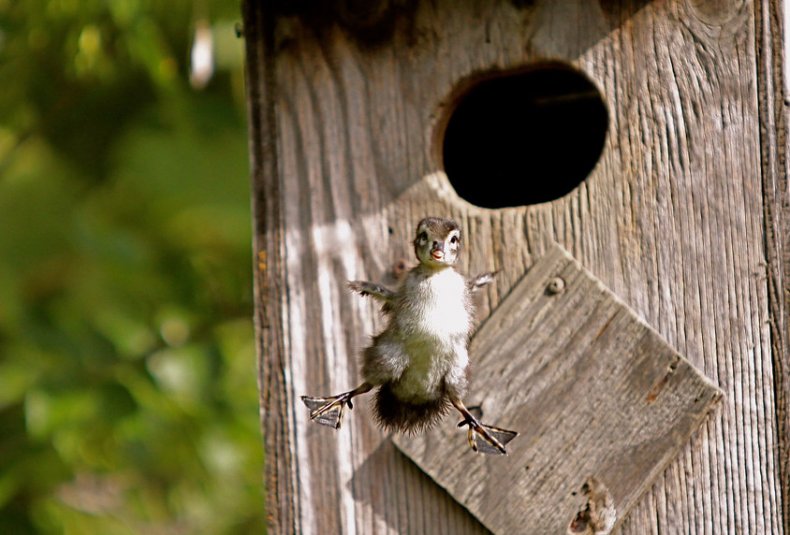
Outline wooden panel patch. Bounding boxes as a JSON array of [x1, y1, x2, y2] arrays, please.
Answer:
[[393, 244, 722, 534]]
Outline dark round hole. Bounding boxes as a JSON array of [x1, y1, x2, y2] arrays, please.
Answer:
[[442, 64, 608, 208]]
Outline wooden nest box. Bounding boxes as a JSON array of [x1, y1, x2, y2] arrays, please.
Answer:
[[242, 1, 789, 533]]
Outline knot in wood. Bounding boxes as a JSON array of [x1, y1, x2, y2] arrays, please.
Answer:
[[546, 276, 566, 295]]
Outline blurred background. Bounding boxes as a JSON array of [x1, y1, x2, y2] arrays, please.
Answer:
[[0, 1, 264, 533]]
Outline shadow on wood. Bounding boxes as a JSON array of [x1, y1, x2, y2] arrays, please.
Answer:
[[348, 439, 490, 534]]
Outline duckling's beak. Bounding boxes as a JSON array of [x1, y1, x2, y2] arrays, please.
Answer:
[[430, 245, 444, 261]]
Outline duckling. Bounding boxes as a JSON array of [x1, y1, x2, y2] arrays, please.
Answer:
[[301, 217, 517, 454]]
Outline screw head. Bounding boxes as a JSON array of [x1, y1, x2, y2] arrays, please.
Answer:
[[547, 276, 565, 295]]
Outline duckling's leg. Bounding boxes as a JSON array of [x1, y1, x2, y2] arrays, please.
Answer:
[[301, 383, 373, 430], [451, 398, 518, 455]]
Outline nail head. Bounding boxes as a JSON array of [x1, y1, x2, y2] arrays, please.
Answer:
[[547, 276, 566, 294]]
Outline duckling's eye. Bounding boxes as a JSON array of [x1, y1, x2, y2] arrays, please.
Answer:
[[450, 235, 459, 244], [418, 231, 428, 243]]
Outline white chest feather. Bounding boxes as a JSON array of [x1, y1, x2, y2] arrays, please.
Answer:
[[384, 267, 471, 402], [416, 269, 470, 336], [394, 267, 471, 344]]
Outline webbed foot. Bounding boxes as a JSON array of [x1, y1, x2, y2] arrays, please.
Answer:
[[301, 383, 372, 430], [452, 399, 518, 455], [457, 416, 518, 455]]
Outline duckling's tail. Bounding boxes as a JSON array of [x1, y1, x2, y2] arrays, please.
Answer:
[[373, 384, 450, 434]]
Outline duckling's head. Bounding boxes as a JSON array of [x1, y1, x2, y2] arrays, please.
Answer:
[[413, 217, 462, 268]]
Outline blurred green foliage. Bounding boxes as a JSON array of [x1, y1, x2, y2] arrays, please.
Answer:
[[0, 1, 264, 533]]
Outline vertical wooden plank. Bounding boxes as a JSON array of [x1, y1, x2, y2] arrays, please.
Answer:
[[587, 2, 785, 531], [246, 3, 494, 533], [242, 1, 298, 532], [755, 0, 790, 528]]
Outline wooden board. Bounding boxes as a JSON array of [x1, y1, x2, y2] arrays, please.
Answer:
[[755, 0, 790, 526], [393, 243, 722, 534], [242, 0, 789, 532]]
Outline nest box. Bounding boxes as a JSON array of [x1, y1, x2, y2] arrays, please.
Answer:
[[242, 1, 789, 533]]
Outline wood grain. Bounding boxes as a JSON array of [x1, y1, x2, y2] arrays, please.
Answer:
[[393, 244, 722, 534], [243, 0, 788, 532], [755, 0, 790, 529], [242, 2, 299, 532]]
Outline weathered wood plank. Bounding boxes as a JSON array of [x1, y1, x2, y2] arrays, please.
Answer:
[[242, 1, 300, 533], [243, 0, 787, 532], [755, 0, 790, 529], [393, 243, 722, 534]]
